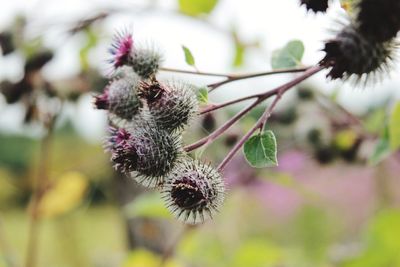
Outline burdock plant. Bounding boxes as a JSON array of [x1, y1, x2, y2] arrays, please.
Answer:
[[95, 4, 400, 223]]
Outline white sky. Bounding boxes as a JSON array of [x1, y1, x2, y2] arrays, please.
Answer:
[[0, 0, 399, 141]]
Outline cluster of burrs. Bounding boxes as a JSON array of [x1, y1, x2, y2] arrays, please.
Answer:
[[301, 0, 400, 81], [94, 32, 225, 224]]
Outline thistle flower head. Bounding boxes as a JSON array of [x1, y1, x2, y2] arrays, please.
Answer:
[[109, 30, 134, 69], [300, 0, 329, 13], [162, 159, 225, 224], [106, 122, 182, 188], [94, 67, 142, 121], [129, 45, 162, 79], [139, 80, 198, 132], [320, 23, 397, 81]]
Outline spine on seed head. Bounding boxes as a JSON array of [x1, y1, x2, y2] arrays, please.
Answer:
[[106, 121, 182, 188], [300, 0, 329, 13], [129, 46, 162, 79], [108, 30, 162, 79], [320, 22, 397, 81], [356, 0, 400, 43], [161, 158, 225, 224], [94, 67, 142, 121], [138, 79, 198, 133]]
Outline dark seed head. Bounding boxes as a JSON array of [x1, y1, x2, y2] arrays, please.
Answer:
[[162, 159, 225, 224], [139, 80, 198, 133], [300, 0, 329, 13], [94, 68, 142, 122], [356, 0, 400, 43], [106, 122, 182, 188], [320, 23, 397, 81]]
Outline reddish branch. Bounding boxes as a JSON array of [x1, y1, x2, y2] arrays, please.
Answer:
[[184, 65, 323, 154]]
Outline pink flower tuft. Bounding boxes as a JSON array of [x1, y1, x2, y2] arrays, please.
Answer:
[[109, 31, 134, 68], [94, 87, 110, 110]]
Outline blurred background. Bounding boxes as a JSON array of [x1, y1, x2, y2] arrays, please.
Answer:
[[1, 0, 400, 266]]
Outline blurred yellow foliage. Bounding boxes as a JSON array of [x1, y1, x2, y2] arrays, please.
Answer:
[[334, 129, 357, 151], [38, 171, 88, 218], [340, 0, 354, 13], [123, 249, 182, 267]]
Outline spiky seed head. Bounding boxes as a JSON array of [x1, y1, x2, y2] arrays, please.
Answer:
[[129, 47, 162, 79], [162, 159, 225, 224], [320, 23, 397, 80], [356, 0, 400, 43], [300, 0, 329, 13], [109, 31, 134, 69], [106, 122, 182, 188], [94, 68, 142, 121], [139, 80, 198, 133]]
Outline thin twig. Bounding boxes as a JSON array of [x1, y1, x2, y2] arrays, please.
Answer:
[[159, 66, 310, 91], [185, 98, 264, 152], [199, 93, 262, 115], [0, 216, 18, 267], [185, 65, 322, 153], [217, 65, 324, 171], [25, 115, 57, 267], [207, 66, 309, 92], [159, 67, 231, 78]]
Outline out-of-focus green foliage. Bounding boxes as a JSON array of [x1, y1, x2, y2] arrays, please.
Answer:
[[0, 134, 38, 174], [178, 0, 219, 17], [344, 210, 400, 267], [123, 192, 172, 219], [233, 41, 245, 67], [123, 249, 182, 267], [363, 108, 386, 134], [230, 239, 283, 267], [271, 40, 304, 69], [80, 28, 99, 71], [389, 102, 400, 150], [196, 87, 208, 104]]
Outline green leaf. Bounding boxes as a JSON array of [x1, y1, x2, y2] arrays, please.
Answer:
[[79, 28, 98, 71], [233, 42, 245, 67], [271, 40, 304, 70], [182, 45, 196, 67], [178, 0, 218, 16], [197, 87, 208, 104], [389, 102, 400, 150], [364, 108, 386, 134], [243, 131, 278, 168], [123, 192, 172, 219]]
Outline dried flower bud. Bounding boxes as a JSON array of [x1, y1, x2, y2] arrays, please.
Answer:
[[300, 0, 329, 13], [106, 122, 182, 188], [320, 23, 397, 80], [139, 80, 198, 132], [94, 68, 142, 122], [162, 159, 225, 224], [356, 0, 400, 43]]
